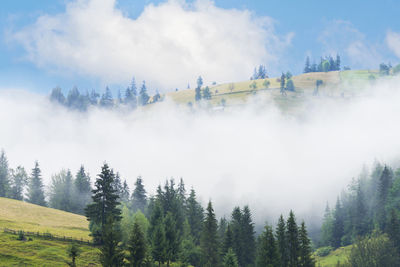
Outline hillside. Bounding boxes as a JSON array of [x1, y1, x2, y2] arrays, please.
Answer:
[[0, 197, 90, 240], [0, 198, 99, 266], [165, 70, 384, 112]]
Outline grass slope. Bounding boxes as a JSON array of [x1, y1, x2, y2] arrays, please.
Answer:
[[0, 198, 99, 266], [165, 70, 385, 113], [315, 245, 351, 267], [0, 197, 90, 240]]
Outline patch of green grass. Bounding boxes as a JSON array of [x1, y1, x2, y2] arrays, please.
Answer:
[[0, 232, 100, 266], [314, 245, 352, 267], [0, 197, 90, 240]]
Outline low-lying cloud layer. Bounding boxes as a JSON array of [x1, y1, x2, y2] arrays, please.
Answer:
[[12, 0, 292, 89], [2, 77, 400, 223]]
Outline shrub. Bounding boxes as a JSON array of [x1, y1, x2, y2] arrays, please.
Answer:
[[315, 246, 333, 257]]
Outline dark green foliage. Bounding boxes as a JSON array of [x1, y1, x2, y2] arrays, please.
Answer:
[[85, 163, 121, 244], [305, 55, 341, 73], [120, 179, 130, 203], [131, 176, 147, 212], [139, 81, 150, 106], [223, 248, 239, 267], [187, 189, 204, 245], [195, 76, 203, 101], [164, 212, 180, 265], [348, 232, 400, 267], [304, 56, 311, 73], [152, 222, 166, 266], [379, 63, 391, 75], [128, 220, 147, 267], [280, 73, 286, 95], [320, 203, 333, 246], [223, 224, 234, 256], [331, 198, 344, 248], [376, 166, 393, 230], [26, 161, 46, 206], [0, 150, 9, 197], [256, 224, 280, 267], [231, 206, 244, 265], [386, 209, 400, 253], [8, 166, 27, 200], [112, 172, 123, 198], [241, 205, 256, 266], [276, 214, 288, 267], [286, 210, 299, 267], [100, 216, 125, 267], [66, 243, 81, 267], [218, 217, 228, 243], [299, 222, 315, 267], [201, 201, 220, 267], [49, 170, 74, 212]]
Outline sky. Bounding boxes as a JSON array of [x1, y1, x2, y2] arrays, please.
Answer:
[[0, 0, 400, 94]]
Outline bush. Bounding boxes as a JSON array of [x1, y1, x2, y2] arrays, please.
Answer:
[[17, 230, 26, 241], [315, 246, 333, 257]]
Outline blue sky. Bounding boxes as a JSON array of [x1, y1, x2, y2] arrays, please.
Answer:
[[1, 0, 399, 94]]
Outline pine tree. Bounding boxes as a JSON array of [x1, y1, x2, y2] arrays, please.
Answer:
[[276, 214, 288, 267], [74, 166, 91, 214], [26, 161, 46, 206], [321, 203, 333, 246], [152, 222, 166, 267], [128, 220, 147, 267], [195, 76, 203, 101], [231, 206, 244, 266], [0, 150, 9, 197], [9, 166, 27, 200], [241, 205, 256, 266], [223, 224, 234, 256], [332, 198, 344, 248], [132, 176, 147, 212], [120, 179, 130, 203], [376, 166, 393, 230], [187, 188, 204, 245], [353, 183, 369, 237], [85, 163, 121, 244], [218, 217, 228, 242], [280, 73, 286, 96], [256, 224, 280, 267], [100, 216, 124, 267], [203, 86, 212, 100], [100, 87, 113, 108], [223, 248, 239, 267], [299, 222, 315, 267], [139, 81, 150, 106], [286, 211, 299, 267], [335, 55, 341, 71], [50, 87, 66, 105], [201, 201, 220, 267], [387, 209, 400, 255], [164, 212, 180, 266], [304, 56, 311, 73], [113, 172, 123, 198]]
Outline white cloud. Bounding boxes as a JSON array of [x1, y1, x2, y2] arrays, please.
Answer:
[[2, 76, 400, 223], [318, 20, 383, 68], [12, 0, 292, 90], [386, 30, 400, 58]]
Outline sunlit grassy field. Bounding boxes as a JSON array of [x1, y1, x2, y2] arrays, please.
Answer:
[[0, 197, 90, 240], [314, 245, 351, 267]]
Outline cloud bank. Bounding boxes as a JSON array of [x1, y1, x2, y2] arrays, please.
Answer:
[[386, 30, 400, 58], [12, 0, 292, 90], [2, 77, 400, 223]]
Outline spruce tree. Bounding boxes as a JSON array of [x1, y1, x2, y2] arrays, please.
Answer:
[[128, 220, 147, 267], [200, 201, 220, 267], [304, 56, 311, 73], [376, 166, 393, 230], [286, 210, 299, 267], [187, 188, 204, 245], [164, 212, 180, 266], [85, 163, 121, 244], [195, 76, 203, 101], [74, 166, 91, 214], [332, 198, 344, 248], [100, 216, 124, 267], [152, 223, 166, 267], [132, 176, 147, 212], [9, 166, 27, 200], [0, 150, 9, 197], [223, 224, 234, 256], [299, 222, 315, 267], [120, 179, 130, 203], [387, 209, 400, 254], [256, 224, 280, 267], [26, 161, 46, 206], [231, 206, 244, 266], [113, 172, 123, 198], [100, 87, 113, 108], [218, 217, 228, 242], [139, 81, 150, 106], [223, 248, 239, 267], [241, 205, 256, 266], [280, 73, 286, 96], [276, 214, 288, 267]]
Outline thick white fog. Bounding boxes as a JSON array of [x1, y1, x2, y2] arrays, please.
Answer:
[[1, 77, 400, 223]]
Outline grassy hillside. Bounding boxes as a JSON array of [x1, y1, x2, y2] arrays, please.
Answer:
[[165, 70, 385, 113], [315, 245, 351, 267], [0, 198, 99, 266], [0, 197, 90, 240]]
